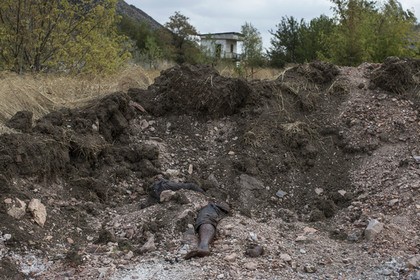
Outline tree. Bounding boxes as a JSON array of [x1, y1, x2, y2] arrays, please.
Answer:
[[329, 0, 378, 65], [164, 11, 199, 63], [142, 36, 162, 68], [153, 27, 177, 60], [241, 22, 264, 78], [118, 15, 153, 51], [299, 15, 335, 62], [268, 16, 304, 67], [370, 0, 418, 61], [118, 15, 170, 64], [329, 0, 418, 65], [0, 0, 130, 73], [268, 15, 335, 67]]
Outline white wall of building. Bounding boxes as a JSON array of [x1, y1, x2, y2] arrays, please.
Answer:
[[200, 34, 242, 59]]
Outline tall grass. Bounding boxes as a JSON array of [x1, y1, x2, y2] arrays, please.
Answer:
[[0, 64, 162, 122]]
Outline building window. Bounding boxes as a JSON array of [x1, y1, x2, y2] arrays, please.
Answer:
[[231, 44, 234, 53]]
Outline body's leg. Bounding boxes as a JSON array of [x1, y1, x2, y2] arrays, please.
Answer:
[[184, 224, 215, 259], [184, 202, 229, 260], [197, 224, 216, 251]]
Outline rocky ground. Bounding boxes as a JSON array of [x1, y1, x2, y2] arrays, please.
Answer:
[[0, 58, 419, 279]]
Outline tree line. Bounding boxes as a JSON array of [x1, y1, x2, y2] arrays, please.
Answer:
[[0, 0, 419, 74], [267, 0, 419, 67]]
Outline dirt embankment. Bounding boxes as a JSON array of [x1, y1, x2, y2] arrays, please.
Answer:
[[0, 59, 419, 279]]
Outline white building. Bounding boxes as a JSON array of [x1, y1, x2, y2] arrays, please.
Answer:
[[199, 32, 243, 60]]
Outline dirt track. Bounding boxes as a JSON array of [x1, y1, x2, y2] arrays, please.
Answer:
[[0, 59, 419, 279]]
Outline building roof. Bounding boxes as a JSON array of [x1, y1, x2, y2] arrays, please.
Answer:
[[199, 32, 244, 41]]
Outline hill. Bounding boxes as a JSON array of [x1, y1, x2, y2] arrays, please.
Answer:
[[116, 0, 164, 30]]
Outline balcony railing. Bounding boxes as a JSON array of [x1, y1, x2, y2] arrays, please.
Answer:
[[224, 52, 242, 60]]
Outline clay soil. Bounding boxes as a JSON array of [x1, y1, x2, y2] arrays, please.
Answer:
[[0, 59, 419, 280]]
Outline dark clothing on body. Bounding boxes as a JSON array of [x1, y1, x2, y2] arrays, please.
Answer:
[[194, 202, 230, 232]]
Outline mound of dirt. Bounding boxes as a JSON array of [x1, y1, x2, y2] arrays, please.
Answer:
[[283, 61, 340, 84], [370, 57, 420, 95], [0, 61, 419, 279], [5, 111, 33, 133], [0, 133, 69, 179], [143, 64, 254, 118], [0, 93, 160, 205]]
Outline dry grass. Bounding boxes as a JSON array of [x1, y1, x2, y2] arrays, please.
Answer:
[[280, 121, 319, 144], [216, 64, 283, 81], [281, 121, 311, 135], [0, 64, 163, 122], [0, 123, 19, 134], [249, 67, 284, 80]]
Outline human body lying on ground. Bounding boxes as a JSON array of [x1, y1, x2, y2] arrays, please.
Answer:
[[184, 201, 230, 259], [143, 179, 230, 259]]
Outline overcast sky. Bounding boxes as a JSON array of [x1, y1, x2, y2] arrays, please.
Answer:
[[125, 0, 419, 50]]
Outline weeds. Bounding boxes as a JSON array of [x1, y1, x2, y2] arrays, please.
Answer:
[[280, 121, 318, 146]]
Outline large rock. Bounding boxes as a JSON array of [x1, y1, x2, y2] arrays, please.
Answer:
[[235, 174, 266, 212], [364, 219, 384, 240], [138, 234, 156, 254], [28, 199, 47, 227], [160, 190, 176, 203], [4, 198, 27, 219]]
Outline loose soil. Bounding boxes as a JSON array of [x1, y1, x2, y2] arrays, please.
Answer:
[[0, 60, 419, 279]]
